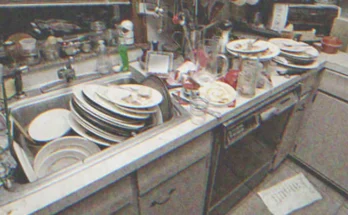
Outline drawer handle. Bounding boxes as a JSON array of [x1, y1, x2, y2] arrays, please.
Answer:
[[150, 188, 176, 207]]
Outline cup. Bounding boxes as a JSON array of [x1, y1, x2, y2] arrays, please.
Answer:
[[190, 97, 208, 125], [194, 38, 229, 80]]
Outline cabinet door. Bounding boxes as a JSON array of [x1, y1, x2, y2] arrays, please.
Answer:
[[139, 156, 209, 215], [295, 91, 348, 191]]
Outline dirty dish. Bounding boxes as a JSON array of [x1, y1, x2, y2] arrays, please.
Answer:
[[199, 81, 237, 106], [192, 71, 217, 86], [226, 39, 269, 54], [82, 84, 150, 120], [269, 38, 310, 53], [28, 108, 71, 142], [273, 56, 319, 70], [13, 141, 37, 182], [97, 84, 163, 109], [227, 42, 280, 61]]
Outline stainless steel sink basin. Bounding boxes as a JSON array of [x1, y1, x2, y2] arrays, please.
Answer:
[[0, 72, 189, 206]]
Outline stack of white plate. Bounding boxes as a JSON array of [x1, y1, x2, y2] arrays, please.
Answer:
[[68, 84, 163, 147], [33, 136, 100, 178], [226, 39, 280, 61], [269, 38, 319, 70]]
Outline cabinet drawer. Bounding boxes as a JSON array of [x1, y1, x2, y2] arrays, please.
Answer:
[[319, 69, 348, 102], [137, 131, 212, 195], [57, 176, 135, 215], [139, 156, 209, 215]]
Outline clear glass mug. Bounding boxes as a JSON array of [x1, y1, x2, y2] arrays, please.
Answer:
[[194, 37, 229, 80]]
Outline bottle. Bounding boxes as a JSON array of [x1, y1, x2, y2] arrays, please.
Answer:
[[96, 40, 111, 75], [118, 44, 129, 71]]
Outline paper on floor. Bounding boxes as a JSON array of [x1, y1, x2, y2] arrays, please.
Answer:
[[257, 173, 322, 215]]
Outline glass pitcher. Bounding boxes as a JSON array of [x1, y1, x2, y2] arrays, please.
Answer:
[[194, 37, 229, 80]]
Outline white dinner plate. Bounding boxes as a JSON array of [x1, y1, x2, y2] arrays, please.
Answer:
[[69, 107, 126, 143], [35, 148, 87, 178], [13, 141, 37, 182], [199, 81, 237, 106], [28, 108, 71, 142], [82, 84, 150, 120], [227, 42, 280, 61], [34, 135, 100, 172], [226, 39, 269, 54], [97, 84, 163, 109], [73, 85, 145, 130], [273, 56, 319, 70], [67, 115, 115, 147], [269, 38, 310, 53]]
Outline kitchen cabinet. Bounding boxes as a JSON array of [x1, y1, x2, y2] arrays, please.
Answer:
[[272, 70, 323, 169], [294, 68, 348, 193], [35, 175, 138, 215], [137, 132, 213, 215]]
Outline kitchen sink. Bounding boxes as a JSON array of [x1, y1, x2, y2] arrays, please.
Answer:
[[0, 72, 189, 206]]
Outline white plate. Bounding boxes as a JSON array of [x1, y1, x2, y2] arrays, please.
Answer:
[[34, 136, 100, 172], [13, 141, 37, 182], [73, 85, 145, 130], [98, 84, 163, 109], [227, 42, 280, 61], [199, 81, 237, 106], [67, 115, 114, 147], [226, 39, 269, 54], [113, 103, 159, 114], [82, 84, 150, 120], [269, 38, 310, 53], [28, 108, 71, 142], [69, 107, 126, 143], [192, 71, 217, 86], [273, 56, 319, 70], [35, 148, 87, 178]]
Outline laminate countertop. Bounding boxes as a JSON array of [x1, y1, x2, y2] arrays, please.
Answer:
[[1, 50, 344, 214]]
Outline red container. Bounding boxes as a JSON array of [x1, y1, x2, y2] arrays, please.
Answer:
[[321, 36, 342, 54]]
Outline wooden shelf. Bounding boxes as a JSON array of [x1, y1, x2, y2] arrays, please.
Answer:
[[0, 0, 130, 7]]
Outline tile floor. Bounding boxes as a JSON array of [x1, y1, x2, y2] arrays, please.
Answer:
[[227, 159, 348, 215]]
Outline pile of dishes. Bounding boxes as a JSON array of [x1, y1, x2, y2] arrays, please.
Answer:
[[269, 38, 319, 70], [226, 38, 280, 61], [68, 83, 163, 147]]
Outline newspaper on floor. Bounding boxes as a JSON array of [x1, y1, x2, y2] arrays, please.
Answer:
[[257, 173, 322, 215]]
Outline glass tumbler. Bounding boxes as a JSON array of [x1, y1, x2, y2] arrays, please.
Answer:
[[190, 97, 208, 125]]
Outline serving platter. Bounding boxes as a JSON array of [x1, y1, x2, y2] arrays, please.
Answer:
[[70, 105, 126, 143], [67, 114, 115, 147], [96, 84, 163, 109], [73, 85, 145, 130], [199, 81, 237, 106], [227, 42, 280, 61], [273, 56, 319, 70], [226, 39, 269, 54], [28, 108, 70, 142], [13, 141, 37, 182], [82, 84, 150, 120]]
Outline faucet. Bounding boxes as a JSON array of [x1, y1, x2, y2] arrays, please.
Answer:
[[57, 57, 76, 83], [2, 65, 29, 99]]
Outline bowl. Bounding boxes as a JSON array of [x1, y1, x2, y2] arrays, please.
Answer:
[[321, 36, 342, 54]]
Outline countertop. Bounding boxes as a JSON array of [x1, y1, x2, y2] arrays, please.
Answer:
[[0, 50, 345, 214]]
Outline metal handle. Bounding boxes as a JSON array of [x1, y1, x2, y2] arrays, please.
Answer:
[[150, 188, 176, 207]]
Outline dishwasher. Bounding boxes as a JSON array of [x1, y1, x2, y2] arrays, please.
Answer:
[[205, 84, 301, 215]]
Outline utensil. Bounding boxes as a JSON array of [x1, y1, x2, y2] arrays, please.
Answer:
[[10, 114, 35, 144]]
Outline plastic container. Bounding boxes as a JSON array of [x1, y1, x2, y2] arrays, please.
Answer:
[[96, 40, 111, 74], [321, 36, 342, 54], [19, 38, 37, 52]]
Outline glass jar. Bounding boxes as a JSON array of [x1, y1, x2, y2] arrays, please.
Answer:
[[237, 58, 261, 98]]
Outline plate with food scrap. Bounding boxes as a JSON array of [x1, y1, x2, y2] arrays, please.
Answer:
[[226, 39, 269, 54], [227, 42, 280, 61], [97, 84, 163, 109], [199, 81, 237, 106]]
